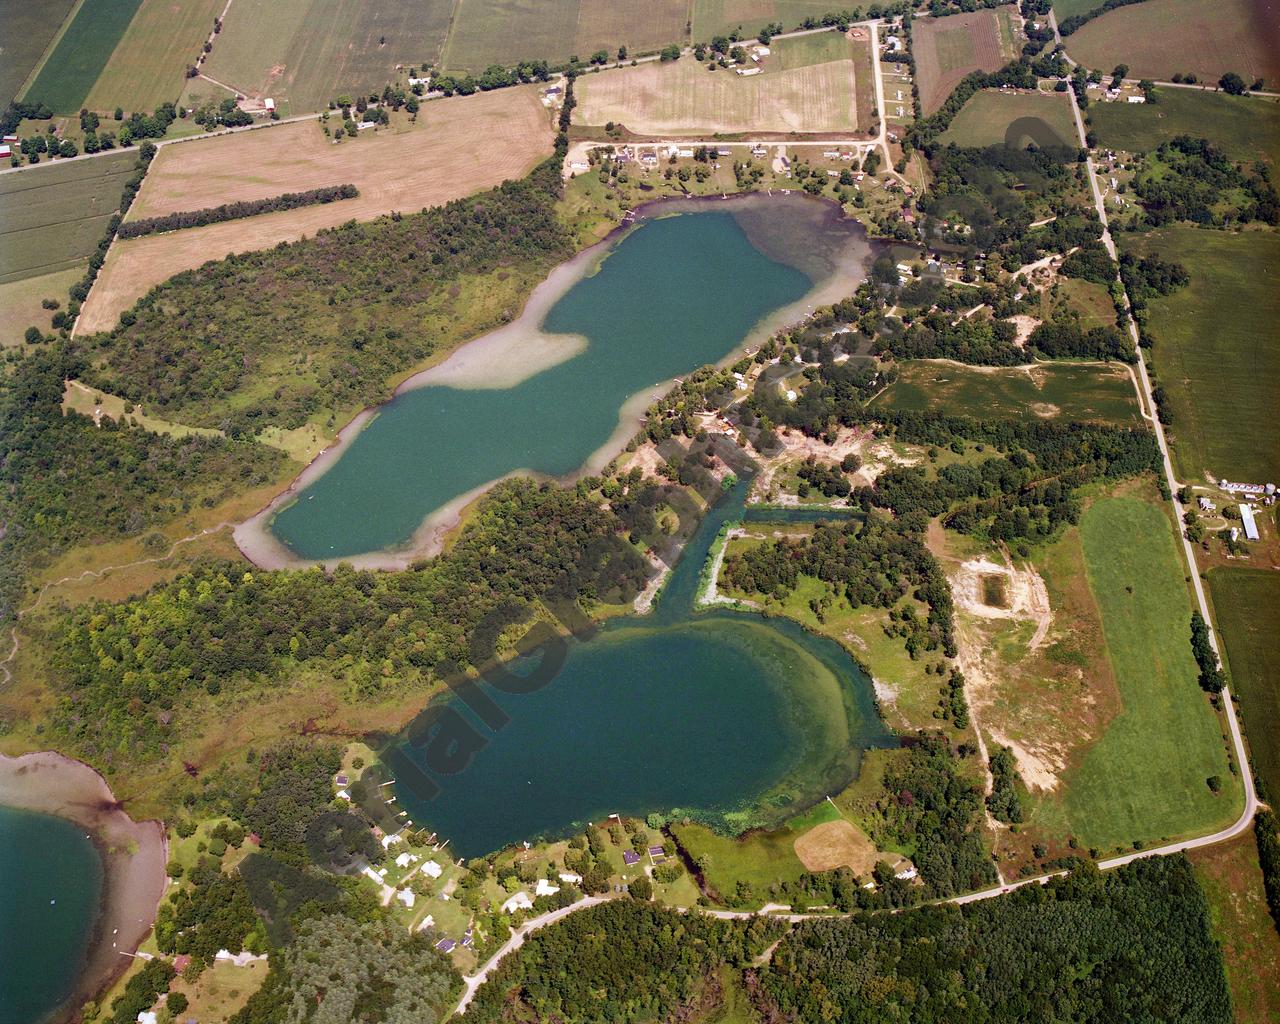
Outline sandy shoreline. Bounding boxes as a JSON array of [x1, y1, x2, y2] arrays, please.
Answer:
[[237, 192, 879, 572], [0, 752, 167, 1024]]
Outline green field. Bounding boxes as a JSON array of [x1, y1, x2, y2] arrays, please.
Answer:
[[691, 0, 861, 40], [1051, 0, 1102, 17], [204, 0, 453, 115], [0, 152, 137, 285], [0, 0, 77, 104], [1122, 227, 1280, 483], [1031, 495, 1240, 850], [1065, 0, 1280, 86], [0, 266, 84, 346], [873, 360, 1143, 425], [82, 0, 224, 113], [773, 30, 853, 69], [940, 88, 1078, 148], [442, 0, 690, 73], [1087, 89, 1280, 167], [20, 0, 144, 114], [1207, 567, 1280, 803]]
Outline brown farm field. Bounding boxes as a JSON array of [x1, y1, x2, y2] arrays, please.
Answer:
[[77, 88, 553, 333], [442, 0, 690, 73], [913, 7, 1021, 116], [83, 0, 224, 113], [575, 35, 870, 135], [1064, 0, 1280, 86], [691, 0, 862, 40], [0, 266, 84, 347], [202, 0, 454, 115]]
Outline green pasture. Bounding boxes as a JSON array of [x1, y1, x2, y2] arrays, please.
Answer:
[[1087, 88, 1280, 166], [0, 0, 77, 104], [773, 30, 853, 70], [670, 819, 812, 903], [691, 0, 859, 40], [940, 88, 1077, 148], [1208, 567, 1280, 803], [1122, 227, 1280, 483], [873, 360, 1142, 426], [20, 0, 144, 113], [0, 151, 136, 284], [1031, 495, 1240, 850]]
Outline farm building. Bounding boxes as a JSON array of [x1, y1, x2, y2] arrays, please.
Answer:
[[264, 97, 276, 112], [736, 66, 763, 76], [1240, 504, 1260, 541], [0, 145, 10, 159]]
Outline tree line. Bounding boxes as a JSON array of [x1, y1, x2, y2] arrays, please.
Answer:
[[117, 184, 360, 239]]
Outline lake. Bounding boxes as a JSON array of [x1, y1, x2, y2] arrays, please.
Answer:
[[255, 193, 875, 566], [0, 806, 103, 1024]]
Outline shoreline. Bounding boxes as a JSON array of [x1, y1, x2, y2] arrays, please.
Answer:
[[237, 191, 880, 572], [0, 752, 168, 1024]]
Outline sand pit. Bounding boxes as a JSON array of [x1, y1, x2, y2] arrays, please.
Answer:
[[953, 555, 1052, 649], [793, 818, 881, 875], [0, 752, 167, 1021]]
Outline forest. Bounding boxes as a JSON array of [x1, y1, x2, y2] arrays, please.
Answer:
[[116, 184, 360, 239], [760, 856, 1231, 1023], [1131, 136, 1279, 227], [49, 480, 651, 762]]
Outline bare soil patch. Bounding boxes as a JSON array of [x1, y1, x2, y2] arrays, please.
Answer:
[[793, 818, 880, 874], [953, 555, 1052, 648], [78, 88, 553, 332], [914, 7, 1017, 115]]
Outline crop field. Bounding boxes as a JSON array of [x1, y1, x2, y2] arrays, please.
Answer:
[[913, 7, 1021, 116], [202, 0, 454, 115], [1030, 495, 1240, 850], [575, 38, 866, 135], [1121, 227, 1280, 483], [1207, 567, 1280, 802], [20, 0, 143, 114], [442, 0, 690, 73], [78, 88, 553, 332], [1087, 89, 1280, 167], [81, 0, 224, 114], [939, 88, 1077, 148], [1065, 0, 1280, 86], [0, 151, 137, 285], [691, 0, 860, 40], [873, 360, 1142, 425], [0, 0, 77, 105]]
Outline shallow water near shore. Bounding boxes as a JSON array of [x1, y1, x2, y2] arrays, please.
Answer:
[[254, 193, 875, 566], [0, 806, 102, 1024]]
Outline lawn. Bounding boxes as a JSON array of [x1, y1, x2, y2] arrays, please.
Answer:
[[1189, 832, 1280, 1024], [1207, 567, 1280, 803], [873, 360, 1142, 426], [574, 44, 865, 135], [82, 0, 224, 113], [691, 0, 864, 40], [0, 266, 83, 346], [441, 0, 690, 73], [1065, 0, 1280, 85], [669, 819, 812, 904], [0, 0, 77, 105], [1087, 88, 1280, 167], [203, 0, 454, 115], [913, 7, 1020, 115], [939, 88, 1077, 148], [1121, 227, 1280, 483], [1030, 495, 1241, 851], [0, 151, 137, 285], [20, 0, 144, 114]]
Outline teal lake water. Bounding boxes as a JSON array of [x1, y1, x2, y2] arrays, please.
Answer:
[[387, 479, 896, 858], [267, 195, 871, 562], [0, 806, 102, 1024]]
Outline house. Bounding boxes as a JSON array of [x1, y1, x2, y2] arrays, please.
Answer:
[[1197, 497, 1215, 512], [501, 891, 534, 914], [2, 134, 16, 143], [1127, 95, 1146, 103], [264, 97, 276, 112], [334, 774, 349, 787], [677, 148, 694, 158], [396, 888, 415, 908], [1240, 504, 1260, 541], [717, 147, 732, 156], [622, 850, 641, 866], [394, 852, 417, 868], [0, 145, 10, 160], [534, 879, 560, 897], [753, 45, 771, 57], [435, 938, 456, 953], [823, 150, 841, 158], [422, 860, 443, 878], [735, 66, 762, 76], [559, 871, 583, 883], [137, 1013, 158, 1024]]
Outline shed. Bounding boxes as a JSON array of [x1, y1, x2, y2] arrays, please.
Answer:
[[0, 145, 10, 159], [1240, 504, 1260, 541], [264, 97, 276, 112]]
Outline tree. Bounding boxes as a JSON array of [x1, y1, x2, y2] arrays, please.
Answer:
[[1219, 72, 1247, 95], [23, 326, 41, 344], [659, 43, 681, 61]]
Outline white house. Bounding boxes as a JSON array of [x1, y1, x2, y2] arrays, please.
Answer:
[[535, 879, 560, 897]]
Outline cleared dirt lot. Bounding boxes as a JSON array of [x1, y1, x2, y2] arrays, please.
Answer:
[[575, 55, 865, 135], [78, 88, 553, 332], [914, 7, 1019, 115]]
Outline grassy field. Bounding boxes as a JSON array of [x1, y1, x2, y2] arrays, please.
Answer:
[[442, 0, 690, 73], [873, 360, 1142, 425], [20, 0, 143, 114], [1065, 0, 1280, 85], [81, 0, 223, 113], [575, 34, 867, 135], [0, 266, 83, 346], [1050, 0, 1101, 17], [1121, 227, 1280, 483], [203, 0, 453, 115], [691, 0, 861, 40], [79, 89, 552, 332], [1207, 567, 1280, 803], [0, 0, 77, 104], [0, 151, 137, 285], [1190, 833, 1280, 1023], [939, 88, 1077, 148], [1031, 495, 1240, 851], [1087, 89, 1280, 166], [913, 7, 1021, 115]]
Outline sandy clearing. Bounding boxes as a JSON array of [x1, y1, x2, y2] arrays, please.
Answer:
[[987, 728, 1063, 793], [78, 88, 553, 333], [793, 818, 881, 874], [952, 555, 1052, 649]]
